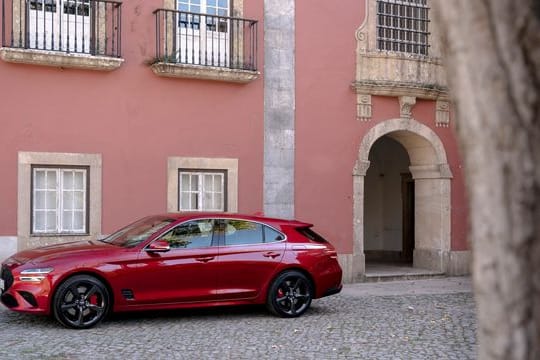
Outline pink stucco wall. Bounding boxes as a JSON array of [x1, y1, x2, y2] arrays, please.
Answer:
[[294, 1, 469, 253], [295, 0, 363, 254], [0, 0, 264, 235], [1, 0, 469, 256]]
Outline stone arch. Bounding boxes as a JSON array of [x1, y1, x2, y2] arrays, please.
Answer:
[[346, 118, 452, 282]]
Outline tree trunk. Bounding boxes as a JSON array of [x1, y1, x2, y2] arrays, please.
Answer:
[[432, 1, 540, 359]]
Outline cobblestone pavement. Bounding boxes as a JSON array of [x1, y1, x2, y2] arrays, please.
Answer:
[[0, 277, 476, 359]]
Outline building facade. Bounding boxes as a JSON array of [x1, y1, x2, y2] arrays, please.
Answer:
[[0, 0, 470, 282]]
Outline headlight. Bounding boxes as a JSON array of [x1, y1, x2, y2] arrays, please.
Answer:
[[19, 267, 54, 282]]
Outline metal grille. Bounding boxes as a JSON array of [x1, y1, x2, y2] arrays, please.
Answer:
[[153, 8, 258, 71], [376, 0, 430, 56], [1, 265, 14, 292]]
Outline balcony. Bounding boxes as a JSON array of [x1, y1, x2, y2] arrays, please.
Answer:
[[151, 9, 259, 83], [1, 0, 123, 70]]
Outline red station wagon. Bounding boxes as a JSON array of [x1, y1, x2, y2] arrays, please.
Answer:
[[0, 213, 343, 329]]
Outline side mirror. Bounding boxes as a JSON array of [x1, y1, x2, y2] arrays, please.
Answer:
[[146, 240, 171, 253]]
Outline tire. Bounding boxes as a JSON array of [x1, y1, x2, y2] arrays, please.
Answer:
[[266, 270, 313, 318], [52, 275, 110, 329]]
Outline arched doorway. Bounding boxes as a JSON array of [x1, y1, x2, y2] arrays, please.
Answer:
[[365, 136, 414, 264], [351, 119, 453, 280]]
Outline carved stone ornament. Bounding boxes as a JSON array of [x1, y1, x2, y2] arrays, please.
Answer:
[[357, 94, 372, 121], [399, 96, 416, 119], [355, 30, 368, 52], [353, 160, 371, 176], [436, 99, 450, 127]]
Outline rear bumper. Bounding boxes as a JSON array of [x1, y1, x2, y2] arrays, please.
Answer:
[[314, 260, 343, 298]]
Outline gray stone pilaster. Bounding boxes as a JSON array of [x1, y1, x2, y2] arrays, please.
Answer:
[[263, 0, 295, 219]]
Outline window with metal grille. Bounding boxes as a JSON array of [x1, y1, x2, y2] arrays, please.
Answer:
[[178, 170, 227, 211], [31, 166, 89, 234], [376, 0, 430, 56]]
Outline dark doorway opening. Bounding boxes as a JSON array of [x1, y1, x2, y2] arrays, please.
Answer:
[[401, 173, 415, 263], [364, 136, 413, 264]]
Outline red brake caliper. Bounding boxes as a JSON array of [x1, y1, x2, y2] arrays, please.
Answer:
[[89, 294, 98, 305]]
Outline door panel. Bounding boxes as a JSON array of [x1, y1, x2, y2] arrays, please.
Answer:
[[130, 219, 219, 305], [134, 247, 219, 304], [215, 220, 285, 300]]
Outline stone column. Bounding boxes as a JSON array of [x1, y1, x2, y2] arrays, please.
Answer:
[[410, 164, 452, 272], [263, 0, 295, 219], [339, 160, 371, 283]]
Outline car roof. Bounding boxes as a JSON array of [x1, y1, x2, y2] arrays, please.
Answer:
[[157, 212, 313, 228]]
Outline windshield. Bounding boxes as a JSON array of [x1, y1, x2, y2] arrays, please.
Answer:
[[101, 216, 175, 248]]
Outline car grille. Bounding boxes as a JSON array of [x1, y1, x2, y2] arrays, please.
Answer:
[[1, 265, 14, 291]]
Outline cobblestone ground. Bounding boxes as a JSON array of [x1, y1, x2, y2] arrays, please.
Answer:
[[0, 280, 476, 359]]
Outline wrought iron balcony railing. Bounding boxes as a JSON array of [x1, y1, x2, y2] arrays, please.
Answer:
[[1, 0, 122, 57], [153, 9, 258, 71]]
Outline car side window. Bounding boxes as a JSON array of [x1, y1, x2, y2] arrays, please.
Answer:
[[264, 226, 285, 243], [159, 219, 214, 249], [223, 220, 263, 246]]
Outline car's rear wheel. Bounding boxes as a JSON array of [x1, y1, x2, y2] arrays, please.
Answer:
[[266, 270, 313, 317], [52, 275, 110, 329]]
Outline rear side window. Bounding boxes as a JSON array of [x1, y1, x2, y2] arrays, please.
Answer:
[[264, 226, 285, 243], [224, 220, 263, 245], [296, 227, 328, 243]]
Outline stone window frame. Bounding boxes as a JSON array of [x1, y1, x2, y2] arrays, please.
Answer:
[[353, 0, 448, 122], [357, 0, 441, 58], [0, 0, 124, 71], [167, 157, 238, 213], [18, 152, 102, 250], [151, 0, 259, 83]]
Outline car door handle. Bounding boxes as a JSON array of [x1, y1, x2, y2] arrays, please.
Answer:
[[195, 256, 215, 263], [263, 252, 280, 259]]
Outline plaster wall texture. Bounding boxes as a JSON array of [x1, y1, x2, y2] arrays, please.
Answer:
[[294, 1, 468, 259], [0, 0, 265, 237]]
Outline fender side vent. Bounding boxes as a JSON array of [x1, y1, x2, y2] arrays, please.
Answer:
[[121, 289, 135, 300]]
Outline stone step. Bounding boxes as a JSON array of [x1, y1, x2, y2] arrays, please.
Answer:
[[363, 271, 446, 283]]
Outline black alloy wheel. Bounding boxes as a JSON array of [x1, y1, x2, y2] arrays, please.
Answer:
[[52, 275, 110, 329], [267, 270, 313, 317]]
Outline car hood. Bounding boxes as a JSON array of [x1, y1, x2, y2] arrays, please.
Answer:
[[8, 240, 117, 266]]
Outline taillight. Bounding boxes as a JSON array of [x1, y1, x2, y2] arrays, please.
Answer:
[[324, 249, 338, 259]]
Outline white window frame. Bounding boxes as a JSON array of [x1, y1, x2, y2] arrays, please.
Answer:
[[167, 157, 238, 213], [31, 166, 89, 235], [178, 170, 226, 211], [176, 0, 231, 66], [27, 0, 91, 53]]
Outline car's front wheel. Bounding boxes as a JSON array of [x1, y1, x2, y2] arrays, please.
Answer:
[[52, 274, 110, 329], [266, 270, 313, 317]]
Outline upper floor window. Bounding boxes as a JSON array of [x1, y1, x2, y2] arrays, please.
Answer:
[[376, 0, 430, 55], [152, 1, 259, 79], [31, 166, 89, 235], [176, 0, 231, 67], [178, 170, 227, 211], [27, 0, 90, 52], [2, 0, 122, 58]]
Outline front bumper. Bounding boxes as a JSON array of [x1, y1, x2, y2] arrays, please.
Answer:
[[1, 266, 51, 314]]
